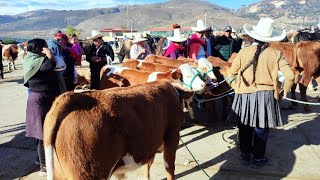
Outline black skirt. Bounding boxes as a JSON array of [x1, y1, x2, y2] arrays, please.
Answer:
[[227, 90, 284, 128], [25, 92, 57, 140]]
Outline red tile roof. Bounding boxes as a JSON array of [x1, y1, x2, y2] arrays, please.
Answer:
[[149, 27, 192, 31], [99, 28, 138, 33]]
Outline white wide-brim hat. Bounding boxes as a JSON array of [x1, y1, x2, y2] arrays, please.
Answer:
[[87, 30, 104, 40], [191, 20, 207, 32], [167, 28, 187, 42], [132, 33, 148, 43], [243, 17, 286, 42]]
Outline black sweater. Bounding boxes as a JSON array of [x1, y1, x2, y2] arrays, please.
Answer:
[[25, 59, 60, 94], [86, 42, 114, 71]]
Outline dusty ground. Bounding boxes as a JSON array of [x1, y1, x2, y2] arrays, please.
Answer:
[[0, 59, 320, 180]]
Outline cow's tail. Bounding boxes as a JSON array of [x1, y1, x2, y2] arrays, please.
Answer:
[[43, 91, 79, 180]]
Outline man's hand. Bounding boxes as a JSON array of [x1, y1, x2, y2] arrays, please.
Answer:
[[92, 56, 101, 62]]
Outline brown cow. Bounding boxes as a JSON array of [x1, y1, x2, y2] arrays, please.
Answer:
[[120, 58, 218, 121], [145, 55, 217, 83], [121, 60, 176, 73], [145, 54, 186, 67], [2, 44, 19, 71], [270, 41, 320, 110], [44, 81, 184, 180]]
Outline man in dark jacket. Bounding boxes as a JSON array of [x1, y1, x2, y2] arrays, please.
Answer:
[[86, 30, 114, 90], [203, 26, 216, 57], [213, 26, 238, 61]]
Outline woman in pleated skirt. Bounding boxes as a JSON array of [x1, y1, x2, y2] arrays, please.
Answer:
[[226, 17, 295, 168]]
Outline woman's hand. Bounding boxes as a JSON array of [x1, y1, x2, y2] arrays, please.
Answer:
[[42, 48, 53, 59]]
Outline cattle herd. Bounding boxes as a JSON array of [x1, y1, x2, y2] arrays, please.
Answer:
[[0, 30, 319, 179]]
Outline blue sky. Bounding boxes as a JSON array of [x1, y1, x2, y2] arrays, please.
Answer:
[[0, 0, 262, 15]]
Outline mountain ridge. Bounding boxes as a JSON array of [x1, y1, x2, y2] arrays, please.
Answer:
[[0, 0, 319, 39]]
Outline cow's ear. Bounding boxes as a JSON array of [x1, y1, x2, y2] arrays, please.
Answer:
[[171, 69, 182, 79]]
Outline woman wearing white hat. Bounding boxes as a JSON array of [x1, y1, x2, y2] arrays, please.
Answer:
[[130, 34, 151, 60], [163, 28, 187, 59], [227, 18, 294, 168], [188, 20, 208, 60], [86, 30, 114, 90]]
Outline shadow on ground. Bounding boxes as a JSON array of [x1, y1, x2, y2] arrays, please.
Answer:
[[174, 93, 320, 179], [0, 129, 38, 179]]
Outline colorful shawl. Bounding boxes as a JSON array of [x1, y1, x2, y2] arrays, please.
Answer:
[[188, 34, 207, 58]]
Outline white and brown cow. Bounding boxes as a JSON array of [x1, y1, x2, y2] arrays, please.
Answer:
[[44, 81, 184, 180], [100, 64, 206, 93], [2, 44, 19, 71], [144, 56, 218, 121], [121, 59, 177, 73]]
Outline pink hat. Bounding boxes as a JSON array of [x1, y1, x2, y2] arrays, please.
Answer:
[[54, 33, 68, 41]]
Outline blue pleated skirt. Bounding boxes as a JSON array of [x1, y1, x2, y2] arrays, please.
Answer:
[[227, 90, 284, 128]]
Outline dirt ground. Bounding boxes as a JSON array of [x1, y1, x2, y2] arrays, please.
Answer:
[[0, 59, 320, 180]]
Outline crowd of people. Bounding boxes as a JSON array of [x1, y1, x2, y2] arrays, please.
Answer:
[[23, 17, 295, 176], [118, 19, 242, 62]]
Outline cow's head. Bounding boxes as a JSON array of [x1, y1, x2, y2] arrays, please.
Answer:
[[195, 58, 217, 84], [171, 64, 206, 93]]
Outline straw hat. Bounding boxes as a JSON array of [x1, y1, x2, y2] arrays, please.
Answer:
[[191, 20, 207, 32], [167, 28, 187, 42], [87, 30, 104, 40], [132, 33, 148, 43], [243, 17, 286, 42]]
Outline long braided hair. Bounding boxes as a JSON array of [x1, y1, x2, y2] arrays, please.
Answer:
[[241, 40, 269, 84]]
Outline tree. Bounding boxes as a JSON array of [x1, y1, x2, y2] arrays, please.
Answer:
[[65, 26, 81, 37]]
